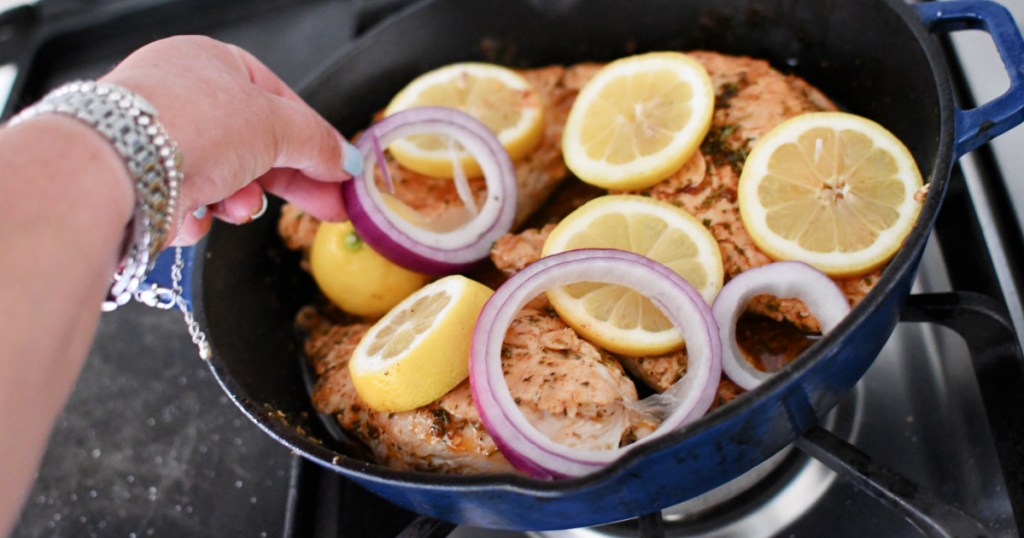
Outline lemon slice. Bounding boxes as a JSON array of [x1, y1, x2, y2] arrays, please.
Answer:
[[541, 195, 724, 356], [310, 221, 430, 318], [349, 275, 493, 412], [384, 62, 545, 178], [738, 112, 924, 277], [561, 52, 715, 190]]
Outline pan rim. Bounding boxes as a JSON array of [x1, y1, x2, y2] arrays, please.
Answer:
[[198, 0, 956, 500]]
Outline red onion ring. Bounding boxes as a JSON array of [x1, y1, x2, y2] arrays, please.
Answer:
[[341, 107, 517, 275], [469, 249, 722, 479], [711, 261, 851, 391]]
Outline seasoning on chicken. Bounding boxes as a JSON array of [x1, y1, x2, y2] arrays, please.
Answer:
[[297, 298, 655, 473], [485, 52, 882, 395], [299, 306, 515, 474], [489, 226, 740, 398], [617, 51, 880, 333], [502, 303, 657, 449], [278, 65, 581, 261], [490, 224, 556, 278], [277, 203, 321, 270], [285, 53, 878, 473]]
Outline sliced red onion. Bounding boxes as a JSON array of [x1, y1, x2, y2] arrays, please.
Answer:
[[447, 137, 478, 216], [369, 133, 395, 194], [342, 107, 517, 275], [469, 249, 722, 479], [712, 261, 850, 391]]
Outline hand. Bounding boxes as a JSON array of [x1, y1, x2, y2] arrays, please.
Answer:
[[100, 35, 362, 245]]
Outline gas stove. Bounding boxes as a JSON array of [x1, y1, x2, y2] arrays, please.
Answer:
[[8, 1, 1024, 537]]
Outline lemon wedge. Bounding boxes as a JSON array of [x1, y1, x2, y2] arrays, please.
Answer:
[[541, 195, 724, 356], [349, 275, 493, 412], [310, 221, 430, 318], [738, 112, 924, 277], [561, 52, 715, 190], [384, 62, 545, 178]]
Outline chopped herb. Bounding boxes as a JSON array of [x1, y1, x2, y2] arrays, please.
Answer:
[[718, 81, 740, 107], [430, 408, 452, 436]]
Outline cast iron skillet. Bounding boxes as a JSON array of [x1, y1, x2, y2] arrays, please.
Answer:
[[191, 0, 1024, 530]]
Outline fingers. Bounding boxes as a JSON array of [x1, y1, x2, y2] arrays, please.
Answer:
[[259, 168, 347, 222], [171, 208, 213, 247], [265, 95, 362, 182], [209, 182, 268, 224], [228, 44, 363, 184], [124, 39, 361, 248], [170, 182, 271, 245]]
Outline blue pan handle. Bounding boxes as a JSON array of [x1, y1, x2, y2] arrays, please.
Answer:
[[914, 0, 1024, 158]]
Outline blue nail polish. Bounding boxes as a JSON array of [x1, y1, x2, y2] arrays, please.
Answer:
[[192, 206, 208, 219], [342, 140, 364, 177]]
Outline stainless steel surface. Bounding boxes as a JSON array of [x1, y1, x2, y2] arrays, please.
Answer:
[[949, 0, 1024, 355]]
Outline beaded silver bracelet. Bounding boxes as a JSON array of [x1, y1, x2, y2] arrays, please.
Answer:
[[8, 80, 184, 312]]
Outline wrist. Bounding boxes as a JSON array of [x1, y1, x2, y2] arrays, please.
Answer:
[[8, 80, 185, 310], [2, 115, 135, 228]]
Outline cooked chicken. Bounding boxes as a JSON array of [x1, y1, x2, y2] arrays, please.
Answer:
[[490, 224, 556, 277], [298, 297, 653, 473], [486, 51, 881, 393], [711, 378, 745, 410], [502, 303, 657, 449], [278, 65, 582, 257], [285, 52, 882, 473], [299, 306, 515, 474], [277, 203, 321, 268], [616, 51, 880, 332]]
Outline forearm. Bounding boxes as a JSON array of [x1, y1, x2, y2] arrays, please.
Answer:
[[0, 115, 133, 534]]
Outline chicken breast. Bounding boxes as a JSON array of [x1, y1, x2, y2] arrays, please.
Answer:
[[488, 52, 881, 393], [490, 225, 746, 398], [502, 302, 656, 449], [285, 52, 879, 473], [616, 51, 880, 332], [299, 306, 516, 474], [278, 65, 581, 257], [297, 297, 652, 473]]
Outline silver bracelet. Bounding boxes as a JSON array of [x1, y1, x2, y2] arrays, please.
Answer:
[[8, 80, 184, 312]]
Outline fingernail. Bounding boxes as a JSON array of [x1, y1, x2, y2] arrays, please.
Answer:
[[192, 206, 208, 219], [249, 193, 268, 221], [342, 140, 364, 177]]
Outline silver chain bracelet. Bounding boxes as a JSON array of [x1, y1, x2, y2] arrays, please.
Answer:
[[133, 246, 212, 360], [8, 80, 211, 360], [9, 80, 182, 311]]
